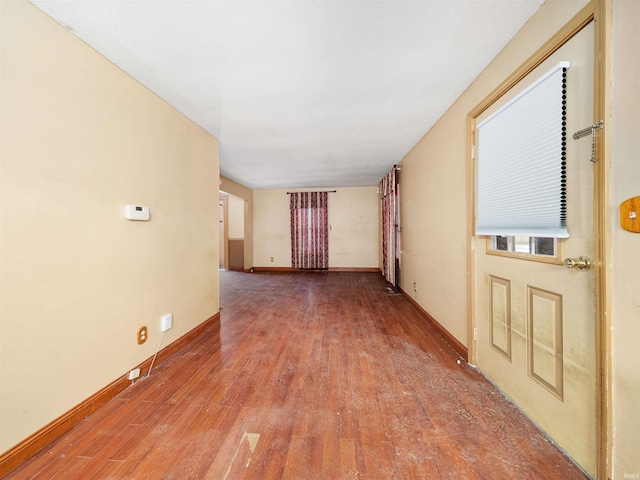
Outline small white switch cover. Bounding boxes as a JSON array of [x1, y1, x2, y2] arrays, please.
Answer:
[[128, 368, 140, 380], [161, 314, 173, 332]]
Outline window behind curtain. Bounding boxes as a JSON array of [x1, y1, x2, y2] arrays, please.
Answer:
[[290, 192, 328, 270]]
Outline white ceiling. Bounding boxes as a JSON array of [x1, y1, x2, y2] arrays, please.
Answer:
[[30, 0, 544, 190]]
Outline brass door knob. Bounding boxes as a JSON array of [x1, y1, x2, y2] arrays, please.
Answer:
[[564, 256, 592, 271]]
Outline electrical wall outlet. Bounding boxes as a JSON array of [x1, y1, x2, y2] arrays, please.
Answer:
[[161, 313, 173, 332], [137, 326, 148, 344], [128, 368, 140, 380]]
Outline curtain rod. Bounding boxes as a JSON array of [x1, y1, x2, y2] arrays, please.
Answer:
[[286, 190, 337, 194]]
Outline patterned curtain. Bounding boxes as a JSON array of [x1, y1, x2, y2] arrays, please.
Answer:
[[380, 168, 398, 289], [290, 192, 329, 270]]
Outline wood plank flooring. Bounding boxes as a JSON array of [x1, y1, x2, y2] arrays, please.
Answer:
[[5, 271, 588, 479]]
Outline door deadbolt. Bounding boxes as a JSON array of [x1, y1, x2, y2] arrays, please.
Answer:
[[564, 256, 592, 271]]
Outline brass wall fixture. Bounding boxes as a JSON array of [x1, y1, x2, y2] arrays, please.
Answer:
[[620, 196, 640, 233]]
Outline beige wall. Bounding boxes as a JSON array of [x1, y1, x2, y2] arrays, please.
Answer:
[[227, 194, 245, 239], [611, 0, 640, 476], [253, 187, 379, 269], [0, 0, 220, 454]]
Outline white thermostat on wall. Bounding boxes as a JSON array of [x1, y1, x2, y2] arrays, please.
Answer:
[[124, 205, 150, 221]]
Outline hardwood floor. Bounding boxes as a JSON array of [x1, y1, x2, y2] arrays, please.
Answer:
[[6, 271, 588, 479]]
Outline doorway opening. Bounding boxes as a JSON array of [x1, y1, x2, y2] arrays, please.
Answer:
[[219, 191, 245, 271]]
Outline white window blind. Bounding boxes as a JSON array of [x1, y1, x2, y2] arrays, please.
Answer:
[[476, 62, 570, 238]]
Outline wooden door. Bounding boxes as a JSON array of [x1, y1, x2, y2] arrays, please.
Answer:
[[474, 23, 596, 476]]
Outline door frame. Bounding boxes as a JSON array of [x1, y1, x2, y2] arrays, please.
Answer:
[[465, 1, 612, 478], [219, 193, 229, 270]]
